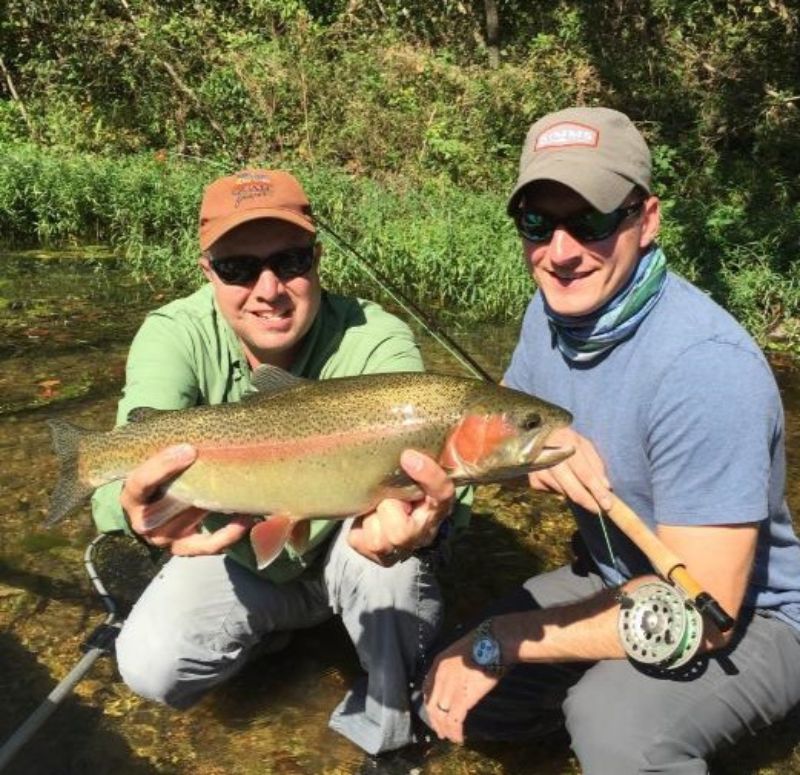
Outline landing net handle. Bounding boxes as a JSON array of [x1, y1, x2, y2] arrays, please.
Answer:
[[0, 534, 123, 772]]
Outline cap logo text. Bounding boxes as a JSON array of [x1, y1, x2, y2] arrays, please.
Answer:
[[535, 122, 599, 151], [233, 173, 272, 208]]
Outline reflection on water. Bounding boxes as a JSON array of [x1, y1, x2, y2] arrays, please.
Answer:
[[0, 251, 798, 774]]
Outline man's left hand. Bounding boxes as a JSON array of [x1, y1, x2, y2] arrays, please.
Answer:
[[348, 449, 454, 566], [423, 632, 500, 743]]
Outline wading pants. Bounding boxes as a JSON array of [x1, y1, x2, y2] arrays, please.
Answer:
[[115, 519, 443, 755], [436, 563, 800, 774]]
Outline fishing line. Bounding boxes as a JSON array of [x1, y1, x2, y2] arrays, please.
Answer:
[[313, 217, 494, 383]]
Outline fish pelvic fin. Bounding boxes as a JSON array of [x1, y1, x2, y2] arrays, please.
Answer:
[[46, 419, 95, 525], [250, 515, 294, 570]]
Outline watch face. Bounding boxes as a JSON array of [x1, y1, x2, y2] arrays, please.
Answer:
[[473, 636, 500, 667]]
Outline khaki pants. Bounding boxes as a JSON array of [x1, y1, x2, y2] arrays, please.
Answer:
[[115, 519, 443, 755]]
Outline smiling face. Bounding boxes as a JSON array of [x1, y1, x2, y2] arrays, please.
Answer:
[[520, 181, 660, 317], [199, 218, 321, 369]]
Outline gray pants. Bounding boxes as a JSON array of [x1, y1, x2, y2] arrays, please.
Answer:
[[115, 519, 443, 755], [450, 564, 800, 774]]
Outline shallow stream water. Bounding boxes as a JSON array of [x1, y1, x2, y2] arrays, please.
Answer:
[[0, 250, 798, 774]]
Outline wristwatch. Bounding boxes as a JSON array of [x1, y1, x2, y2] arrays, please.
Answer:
[[471, 618, 505, 676]]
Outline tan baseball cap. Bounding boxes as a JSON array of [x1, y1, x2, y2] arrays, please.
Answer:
[[507, 107, 651, 215], [198, 169, 315, 250]]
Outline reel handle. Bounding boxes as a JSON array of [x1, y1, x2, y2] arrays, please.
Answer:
[[605, 496, 734, 633]]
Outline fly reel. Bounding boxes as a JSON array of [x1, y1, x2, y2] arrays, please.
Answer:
[[617, 581, 703, 670]]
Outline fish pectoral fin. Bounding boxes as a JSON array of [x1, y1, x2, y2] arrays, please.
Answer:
[[140, 492, 195, 531], [250, 515, 294, 570]]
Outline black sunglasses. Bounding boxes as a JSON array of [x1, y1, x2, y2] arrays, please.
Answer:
[[514, 201, 645, 244], [209, 245, 315, 285]]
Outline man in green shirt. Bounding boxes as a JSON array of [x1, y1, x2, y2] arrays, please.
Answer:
[[92, 169, 456, 755]]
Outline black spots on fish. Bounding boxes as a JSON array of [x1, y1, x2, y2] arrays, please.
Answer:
[[46, 419, 96, 524]]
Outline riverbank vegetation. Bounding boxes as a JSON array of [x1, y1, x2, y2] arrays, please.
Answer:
[[1, 1, 799, 350]]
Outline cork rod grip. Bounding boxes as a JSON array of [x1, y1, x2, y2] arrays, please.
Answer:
[[604, 496, 734, 632]]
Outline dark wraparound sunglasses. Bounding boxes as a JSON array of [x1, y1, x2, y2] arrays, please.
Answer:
[[209, 245, 315, 285], [514, 200, 645, 244]]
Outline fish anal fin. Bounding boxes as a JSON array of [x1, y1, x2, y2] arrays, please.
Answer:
[[288, 520, 311, 553], [251, 515, 294, 570]]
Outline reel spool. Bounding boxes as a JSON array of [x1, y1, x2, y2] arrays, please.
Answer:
[[617, 581, 703, 670]]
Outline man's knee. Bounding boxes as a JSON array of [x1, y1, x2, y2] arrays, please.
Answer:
[[115, 626, 191, 707], [564, 664, 651, 773]]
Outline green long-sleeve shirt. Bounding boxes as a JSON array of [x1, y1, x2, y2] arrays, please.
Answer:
[[92, 284, 469, 583]]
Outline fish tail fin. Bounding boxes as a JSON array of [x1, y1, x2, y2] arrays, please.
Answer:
[[250, 515, 294, 570], [46, 419, 95, 525]]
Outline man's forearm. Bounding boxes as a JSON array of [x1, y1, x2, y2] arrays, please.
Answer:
[[495, 573, 735, 667], [497, 585, 627, 664]]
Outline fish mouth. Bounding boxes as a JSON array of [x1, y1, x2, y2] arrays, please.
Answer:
[[528, 443, 575, 470], [519, 425, 574, 470]]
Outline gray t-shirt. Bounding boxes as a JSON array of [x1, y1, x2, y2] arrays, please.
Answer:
[[505, 271, 800, 631]]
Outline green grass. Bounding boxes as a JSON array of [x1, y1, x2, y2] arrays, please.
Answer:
[[0, 142, 798, 354]]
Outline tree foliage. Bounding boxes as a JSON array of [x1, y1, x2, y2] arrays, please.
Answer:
[[1, 1, 798, 345]]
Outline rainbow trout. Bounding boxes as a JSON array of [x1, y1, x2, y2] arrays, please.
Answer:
[[48, 367, 573, 568]]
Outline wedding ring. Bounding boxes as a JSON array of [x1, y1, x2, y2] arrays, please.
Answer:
[[436, 701, 451, 713]]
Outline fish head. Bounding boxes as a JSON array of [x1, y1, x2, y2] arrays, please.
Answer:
[[440, 385, 574, 484]]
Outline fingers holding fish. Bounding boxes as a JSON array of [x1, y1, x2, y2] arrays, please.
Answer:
[[527, 428, 613, 514], [121, 443, 204, 546], [349, 451, 456, 565], [349, 499, 416, 566], [170, 514, 256, 556], [400, 449, 455, 547]]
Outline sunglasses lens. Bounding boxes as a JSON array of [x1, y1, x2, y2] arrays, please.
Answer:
[[273, 247, 315, 282], [211, 246, 315, 285], [569, 210, 623, 242], [211, 256, 262, 284], [516, 211, 555, 243]]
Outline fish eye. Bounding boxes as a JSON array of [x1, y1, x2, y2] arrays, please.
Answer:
[[523, 413, 541, 431]]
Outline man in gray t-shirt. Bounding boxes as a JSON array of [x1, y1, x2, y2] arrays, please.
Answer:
[[421, 107, 800, 772]]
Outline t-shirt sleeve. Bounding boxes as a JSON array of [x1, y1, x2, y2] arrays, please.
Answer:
[[647, 340, 780, 526], [90, 313, 200, 534]]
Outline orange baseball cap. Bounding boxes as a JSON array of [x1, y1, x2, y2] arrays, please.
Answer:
[[198, 169, 315, 250]]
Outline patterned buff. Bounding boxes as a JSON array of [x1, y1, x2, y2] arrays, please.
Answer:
[[544, 245, 668, 363]]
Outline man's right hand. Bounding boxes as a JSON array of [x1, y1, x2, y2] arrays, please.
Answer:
[[120, 444, 254, 555], [529, 427, 613, 515]]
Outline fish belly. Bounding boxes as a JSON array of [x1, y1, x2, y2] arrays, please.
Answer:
[[164, 435, 423, 519]]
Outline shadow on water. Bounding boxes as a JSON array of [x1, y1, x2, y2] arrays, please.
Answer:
[[1, 249, 799, 773]]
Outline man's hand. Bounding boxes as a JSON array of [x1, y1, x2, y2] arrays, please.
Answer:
[[423, 631, 500, 744], [348, 449, 455, 566], [530, 427, 613, 514], [120, 444, 254, 555]]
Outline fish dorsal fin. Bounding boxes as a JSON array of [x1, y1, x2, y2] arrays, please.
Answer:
[[127, 407, 163, 423], [249, 364, 310, 396]]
